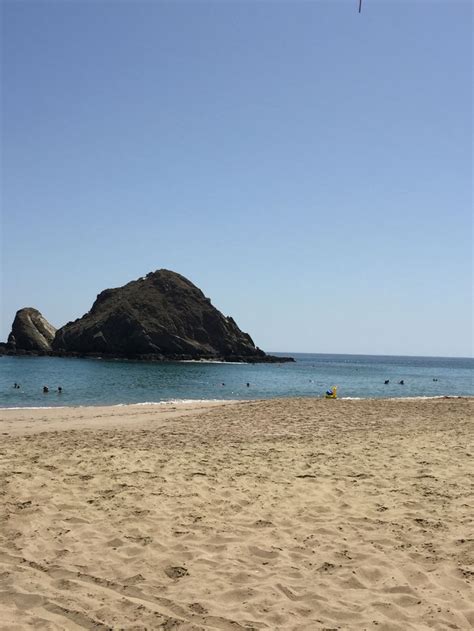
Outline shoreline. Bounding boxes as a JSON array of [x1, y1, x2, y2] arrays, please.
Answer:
[[1, 393, 471, 412], [0, 399, 241, 436], [0, 348, 295, 363]]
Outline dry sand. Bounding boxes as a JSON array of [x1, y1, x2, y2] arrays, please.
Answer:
[[0, 397, 472, 630]]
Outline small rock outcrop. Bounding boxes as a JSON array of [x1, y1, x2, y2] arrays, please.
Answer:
[[52, 269, 287, 361], [7, 308, 56, 352]]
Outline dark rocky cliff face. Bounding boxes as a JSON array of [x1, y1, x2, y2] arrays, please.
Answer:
[[52, 270, 268, 360], [7, 308, 56, 352]]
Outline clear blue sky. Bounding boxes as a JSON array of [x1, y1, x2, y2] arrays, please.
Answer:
[[1, 0, 472, 357]]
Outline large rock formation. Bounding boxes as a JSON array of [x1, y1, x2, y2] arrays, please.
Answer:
[[52, 269, 286, 361], [7, 308, 56, 352]]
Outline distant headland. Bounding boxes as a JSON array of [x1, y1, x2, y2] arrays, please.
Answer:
[[0, 269, 293, 364]]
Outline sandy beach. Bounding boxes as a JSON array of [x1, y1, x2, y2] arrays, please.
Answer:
[[0, 397, 472, 630]]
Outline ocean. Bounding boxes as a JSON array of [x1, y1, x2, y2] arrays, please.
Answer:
[[0, 353, 472, 408]]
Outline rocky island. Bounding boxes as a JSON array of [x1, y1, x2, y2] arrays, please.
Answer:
[[1, 270, 293, 363], [6, 307, 57, 352]]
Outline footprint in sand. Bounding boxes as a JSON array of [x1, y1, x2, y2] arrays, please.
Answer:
[[164, 565, 189, 579], [123, 573, 145, 585], [248, 545, 279, 559]]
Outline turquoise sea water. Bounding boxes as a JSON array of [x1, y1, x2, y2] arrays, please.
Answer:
[[0, 353, 472, 408]]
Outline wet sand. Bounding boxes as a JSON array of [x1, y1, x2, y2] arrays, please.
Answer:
[[0, 397, 472, 630]]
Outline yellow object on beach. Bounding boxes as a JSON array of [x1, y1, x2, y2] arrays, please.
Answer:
[[324, 386, 337, 399]]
